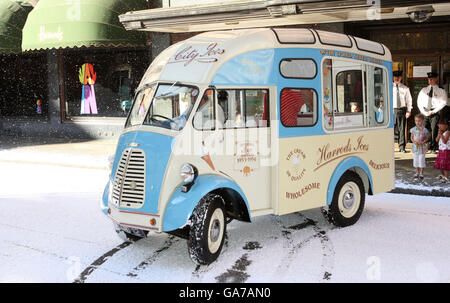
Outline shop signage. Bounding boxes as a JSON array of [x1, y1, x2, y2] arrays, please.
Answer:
[[39, 26, 63, 43], [413, 66, 431, 78]]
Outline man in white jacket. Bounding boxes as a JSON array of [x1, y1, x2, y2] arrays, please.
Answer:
[[393, 71, 413, 153], [417, 71, 448, 153]]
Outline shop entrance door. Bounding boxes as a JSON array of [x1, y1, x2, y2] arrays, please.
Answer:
[[393, 55, 440, 144]]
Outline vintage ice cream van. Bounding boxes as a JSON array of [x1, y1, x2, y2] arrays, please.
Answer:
[[102, 28, 394, 265]]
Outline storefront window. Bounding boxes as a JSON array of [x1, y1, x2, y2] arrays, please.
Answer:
[[0, 53, 48, 118], [63, 48, 149, 119]]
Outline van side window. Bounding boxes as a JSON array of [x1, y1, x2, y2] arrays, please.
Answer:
[[322, 58, 389, 130], [193, 89, 215, 130], [280, 59, 316, 79], [280, 88, 317, 127], [218, 89, 269, 129], [367, 66, 388, 127]]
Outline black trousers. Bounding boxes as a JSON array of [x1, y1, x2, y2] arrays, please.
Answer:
[[425, 113, 440, 151], [440, 105, 450, 121], [394, 107, 407, 151]]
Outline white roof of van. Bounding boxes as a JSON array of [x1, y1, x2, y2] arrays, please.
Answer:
[[138, 28, 391, 87]]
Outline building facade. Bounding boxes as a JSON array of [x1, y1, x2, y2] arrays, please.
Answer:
[[0, 0, 152, 139], [1, 0, 449, 139]]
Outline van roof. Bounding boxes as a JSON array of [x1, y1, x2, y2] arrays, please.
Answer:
[[139, 28, 391, 87]]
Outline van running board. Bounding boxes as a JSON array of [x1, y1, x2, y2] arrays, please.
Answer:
[[251, 208, 275, 217]]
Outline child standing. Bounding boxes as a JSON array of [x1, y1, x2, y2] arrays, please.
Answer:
[[410, 114, 429, 179], [434, 119, 450, 183]]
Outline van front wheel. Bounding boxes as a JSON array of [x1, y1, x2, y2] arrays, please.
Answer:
[[188, 194, 226, 265], [322, 171, 365, 227]]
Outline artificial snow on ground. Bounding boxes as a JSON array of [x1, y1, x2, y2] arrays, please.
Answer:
[[0, 162, 449, 283]]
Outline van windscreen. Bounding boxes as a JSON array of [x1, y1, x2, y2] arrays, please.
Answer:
[[142, 83, 199, 131]]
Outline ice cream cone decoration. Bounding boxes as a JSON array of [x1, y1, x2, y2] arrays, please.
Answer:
[[201, 143, 215, 171], [201, 154, 215, 171]]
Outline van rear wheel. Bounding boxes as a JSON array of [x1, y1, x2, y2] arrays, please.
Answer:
[[322, 171, 365, 227], [188, 194, 226, 265]]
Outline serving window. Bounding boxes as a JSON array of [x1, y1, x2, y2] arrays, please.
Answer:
[[322, 58, 388, 130]]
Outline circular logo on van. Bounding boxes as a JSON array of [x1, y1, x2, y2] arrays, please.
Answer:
[[286, 148, 307, 182]]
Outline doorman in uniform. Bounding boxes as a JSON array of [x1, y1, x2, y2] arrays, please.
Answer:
[[393, 70, 412, 153], [417, 71, 448, 153]]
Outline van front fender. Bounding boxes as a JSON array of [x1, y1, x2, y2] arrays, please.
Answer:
[[162, 175, 250, 232], [101, 180, 110, 215]]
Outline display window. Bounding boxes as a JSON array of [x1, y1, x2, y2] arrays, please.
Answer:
[[0, 53, 48, 118], [62, 48, 149, 119]]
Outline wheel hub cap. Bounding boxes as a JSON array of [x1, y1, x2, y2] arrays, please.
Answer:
[[343, 190, 355, 209], [210, 219, 221, 242]]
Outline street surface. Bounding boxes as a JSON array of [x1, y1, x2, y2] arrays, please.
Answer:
[[0, 162, 449, 283]]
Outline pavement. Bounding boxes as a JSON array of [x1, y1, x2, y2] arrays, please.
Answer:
[[393, 144, 449, 197], [0, 135, 448, 197]]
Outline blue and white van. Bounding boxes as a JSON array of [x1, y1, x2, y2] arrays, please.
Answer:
[[102, 28, 394, 265]]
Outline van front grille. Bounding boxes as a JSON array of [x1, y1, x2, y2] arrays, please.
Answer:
[[112, 148, 146, 209]]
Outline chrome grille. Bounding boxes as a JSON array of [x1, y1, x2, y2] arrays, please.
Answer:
[[112, 148, 146, 209]]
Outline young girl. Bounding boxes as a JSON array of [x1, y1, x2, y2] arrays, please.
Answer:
[[434, 119, 450, 183], [410, 114, 429, 179]]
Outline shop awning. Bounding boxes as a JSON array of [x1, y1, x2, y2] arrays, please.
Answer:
[[22, 0, 149, 51], [0, 0, 33, 53], [119, 0, 450, 33]]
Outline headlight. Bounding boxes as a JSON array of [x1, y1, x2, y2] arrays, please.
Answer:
[[180, 163, 197, 183]]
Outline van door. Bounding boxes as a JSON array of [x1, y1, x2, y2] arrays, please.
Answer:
[[210, 88, 272, 212]]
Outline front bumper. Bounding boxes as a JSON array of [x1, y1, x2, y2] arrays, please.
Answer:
[[107, 203, 162, 233]]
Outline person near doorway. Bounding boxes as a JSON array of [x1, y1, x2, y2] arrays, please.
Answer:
[[434, 118, 449, 183], [417, 72, 448, 153], [410, 113, 429, 179], [393, 70, 412, 153]]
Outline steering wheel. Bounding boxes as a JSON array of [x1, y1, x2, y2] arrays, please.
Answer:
[[150, 114, 176, 124]]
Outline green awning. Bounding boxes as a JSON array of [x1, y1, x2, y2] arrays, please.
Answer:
[[0, 0, 32, 53], [22, 0, 148, 51]]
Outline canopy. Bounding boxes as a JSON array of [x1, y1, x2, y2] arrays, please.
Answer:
[[22, 0, 148, 51], [119, 0, 450, 33], [0, 0, 32, 53]]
